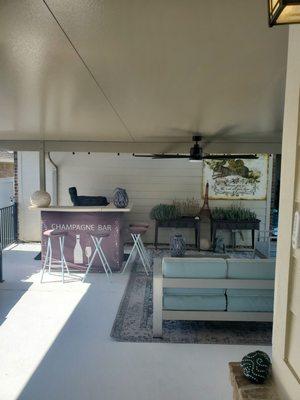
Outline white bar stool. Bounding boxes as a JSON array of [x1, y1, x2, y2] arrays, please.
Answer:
[[41, 230, 70, 283], [122, 223, 151, 275], [82, 232, 112, 282]]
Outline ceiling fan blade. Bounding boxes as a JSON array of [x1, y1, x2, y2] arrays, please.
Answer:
[[201, 125, 238, 149], [165, 127, 199, 136], [132, 154, 155, 158], [133, 153, 190, 159], [203, 154, 258, 160], [153, 154, 190, 159]]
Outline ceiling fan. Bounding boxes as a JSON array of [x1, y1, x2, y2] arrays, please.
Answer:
[[133, 135, 258, 162]]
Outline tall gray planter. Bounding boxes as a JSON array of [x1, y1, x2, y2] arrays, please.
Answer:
[[170, 234, 186, 257]]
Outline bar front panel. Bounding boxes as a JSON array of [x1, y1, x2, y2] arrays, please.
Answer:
[[41, 211, 124, 272]]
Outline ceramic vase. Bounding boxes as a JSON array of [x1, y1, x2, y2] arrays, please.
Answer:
[[113, 188, 129, 208]]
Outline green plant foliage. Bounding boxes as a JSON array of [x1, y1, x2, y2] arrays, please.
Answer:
[[150, 204, 180, 221], [172, 198, 201, 217], [212, 205, 257, 221]]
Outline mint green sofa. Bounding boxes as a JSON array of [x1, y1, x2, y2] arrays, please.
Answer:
[[153, 257, 275, 337], [163, 258, 227, 311], [226, 259, 275, 312]]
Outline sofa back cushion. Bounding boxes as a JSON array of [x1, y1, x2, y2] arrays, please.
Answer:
[[227, 259, 275, 280], [162, 257, 227, 278], [164, 288, 225, 296]]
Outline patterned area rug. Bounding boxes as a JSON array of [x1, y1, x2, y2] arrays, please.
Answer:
[[111, 250, 272, 344]]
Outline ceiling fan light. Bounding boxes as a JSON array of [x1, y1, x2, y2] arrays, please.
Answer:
[[268, 0, 300, 26]]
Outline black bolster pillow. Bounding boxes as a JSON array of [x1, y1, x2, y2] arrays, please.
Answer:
[[68, 187, 109, 206]]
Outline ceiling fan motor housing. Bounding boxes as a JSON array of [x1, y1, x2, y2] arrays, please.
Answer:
[[192, 135, 202, 142], [190, 142, 203, 160]]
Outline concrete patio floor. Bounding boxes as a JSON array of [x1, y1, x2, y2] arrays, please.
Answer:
[[0, 243, 271, 400]]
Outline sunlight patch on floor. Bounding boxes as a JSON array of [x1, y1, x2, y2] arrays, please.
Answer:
[[5, 242, 41, 252], [0, 281, 89, 400]]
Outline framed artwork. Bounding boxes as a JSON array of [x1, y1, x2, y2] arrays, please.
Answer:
[[202, 154, 269, 200]]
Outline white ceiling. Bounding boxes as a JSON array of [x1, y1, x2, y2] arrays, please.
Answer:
[[0, 0, 288, 150]]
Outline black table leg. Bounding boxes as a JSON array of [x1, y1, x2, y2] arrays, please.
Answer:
[[212, 226, 217, 249], [196, 221, 200, 250], [252, 229, 255, 249], [154, 221, 158, 249]]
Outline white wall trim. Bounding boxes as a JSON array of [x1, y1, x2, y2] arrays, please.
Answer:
[[0, 140, 282, 154]]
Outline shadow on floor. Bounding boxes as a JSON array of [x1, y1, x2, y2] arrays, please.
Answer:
[[0, 249, 40, 326], [17, 279, 122, 400]]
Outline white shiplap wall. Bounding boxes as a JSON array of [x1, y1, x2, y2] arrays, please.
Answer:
[[18, 152, 272, 244]]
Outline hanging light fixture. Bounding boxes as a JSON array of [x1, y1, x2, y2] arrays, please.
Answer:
[[268, 0, 300, 26]]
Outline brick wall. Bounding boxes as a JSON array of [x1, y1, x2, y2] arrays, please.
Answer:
[[0, 162, 14, 178], [14, 152, 18, 203], [13, 152, 19, 240]]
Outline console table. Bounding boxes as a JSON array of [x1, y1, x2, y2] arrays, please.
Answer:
[[154, 217, 200, 249], [211, 219, 260, 249], [229, 362, 280, 400]]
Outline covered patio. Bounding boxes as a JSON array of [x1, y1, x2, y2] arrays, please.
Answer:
[[1, 1, 300, 400], [0, 243, 271, 400]]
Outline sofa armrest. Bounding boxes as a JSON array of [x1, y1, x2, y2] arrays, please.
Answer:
[[153, 258, 163, 337]]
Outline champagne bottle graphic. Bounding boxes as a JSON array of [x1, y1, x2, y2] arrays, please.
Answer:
[[74, 234, 83, 264]]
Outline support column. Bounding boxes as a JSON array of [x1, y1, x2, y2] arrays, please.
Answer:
[[265, 154, 274, 232]]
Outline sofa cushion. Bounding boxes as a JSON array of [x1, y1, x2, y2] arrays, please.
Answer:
[[164, 288, 225, 296], [162, 257, 227, 278], [163, 295, 226, 311], [227, 259, 275, 280], [227, 297, 274, 312], [226, 289, 274, 297], [227, 289, 274, 312]]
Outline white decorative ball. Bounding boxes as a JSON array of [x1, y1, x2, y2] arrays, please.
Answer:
[[200, 238, 211, 251], [30, 191, 51, 208]]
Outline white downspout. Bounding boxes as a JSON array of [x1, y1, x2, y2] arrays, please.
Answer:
[[46, 152, 59, 206]]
